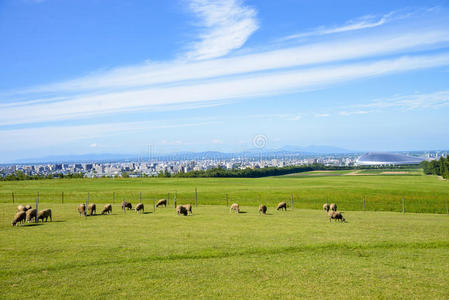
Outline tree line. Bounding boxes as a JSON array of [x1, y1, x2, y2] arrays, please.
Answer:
[[170, 164, 350, 178], [421, 156, 449, 179], [0, 171, 85, 181]]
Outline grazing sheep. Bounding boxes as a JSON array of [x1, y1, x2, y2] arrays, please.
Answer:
[[37, 209, 52, 222], [230, 203, 240, 213], [276, 202, 287, 211], [323, 203, 330, 212], [78, 203, 86, 216], [328, 211, 346, 223], [136, 203, 144, 213], [330, 203, 337, 212], [25, 204, 32, 210], [182, 204, 192, 215], [17, 205, 26, 212], [88, 203, 96, 216], [11, 211, 26, 226], [122, 201, 132, 210], [176, 205, 188, 216], [26, 208, 37, 223], [101, 204, 112, 215], [259, 204, 267, 214], [156, 199, 167, 208]]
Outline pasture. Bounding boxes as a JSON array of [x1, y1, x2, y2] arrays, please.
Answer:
[[0, 171, 448, 213], [1, 204, 449, 299], [1, 173, 449, 299]]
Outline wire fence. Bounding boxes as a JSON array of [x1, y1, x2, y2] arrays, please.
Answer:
[[1, 190, 448, 214]]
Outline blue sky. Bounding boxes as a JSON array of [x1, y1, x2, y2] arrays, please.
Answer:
[[1, 0, 449, 161]]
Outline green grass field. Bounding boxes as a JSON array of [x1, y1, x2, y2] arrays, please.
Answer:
[[1, 204, 449, 299], [1, 171, 448, 213]]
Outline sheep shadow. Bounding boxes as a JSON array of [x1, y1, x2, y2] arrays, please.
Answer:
[[143, 212, 152, 215], [237, 211, 248, 214], [23, 223, 44, 227]]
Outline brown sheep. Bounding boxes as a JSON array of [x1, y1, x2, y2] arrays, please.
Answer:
[[101, 204, 112, 215], [88, 203, 96, 216], [276, 202, 287, 211], [230, 203, 240, 213], [156, 199, 167, 208], [37, 209, 52, 222], [259, 204, 267, 214], [17, 205, 27, 212], [25, 204, 32, 210], [323, 203, 330, 212], [330, 203, 337, 212], [182, 204, 192, 215], [328, 211, 346, 223], [136, 203, 144, 213], [26, 208, 37, 223], [12, 211, 26, 226], [122, 201, 132, 210], [78, 203, 86, 216], [176, 205, 188, 216]]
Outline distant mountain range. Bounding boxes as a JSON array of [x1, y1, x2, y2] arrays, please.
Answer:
[[9, 145, 356, 164]]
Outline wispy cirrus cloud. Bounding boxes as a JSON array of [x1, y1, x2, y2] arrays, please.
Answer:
[[9, 27, 449, 97], [338, 90, 449, 116], [2, 5, 449, 129], [185, 0, 258, 60], [359, 90, 449, 110], [339, 110, 371, 116], [280, 10, 411, 41], [2, 52, 449, 126], [0, 120, 222, 148]]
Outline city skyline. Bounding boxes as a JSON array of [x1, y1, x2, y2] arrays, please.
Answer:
[[1, 0, 449, 161]]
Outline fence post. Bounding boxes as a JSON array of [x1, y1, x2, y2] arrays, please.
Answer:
[[113, 192, 115, 204], [291, 193, 293, 210], [12, 192, 14, 204], [226, 193, 229, 207], [446, 199, 449, 216], [174, 191, 177, 208], [86, 192, 89, 218], [402, 197, 405, 214], [195, 187, 198, 207], [167, 193, 170, 206], [140, 192, 142, 203], [35, 192, 39, 223], [62, 192, 64, 204], [258, 193, 261, 207]]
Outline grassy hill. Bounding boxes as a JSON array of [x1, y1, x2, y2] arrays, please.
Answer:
[[0, 172, 448, 213]]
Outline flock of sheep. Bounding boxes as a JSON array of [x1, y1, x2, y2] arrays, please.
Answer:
[[11, 204, 52, 226], [11, 198, 346, 226]]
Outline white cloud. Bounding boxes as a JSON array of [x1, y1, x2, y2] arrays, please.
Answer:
[[89, 143, 97, 148], [0, 120, 221, 149], [12, 27, 449, 96], [280, 10, 412, 41], [357, 90, 449, 110], [185, 0, 258, 60], [315, 113, 330, 118], [339, 110, 371, 116], [2, 52, 449, 126]]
